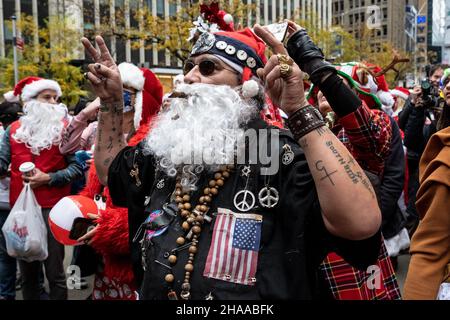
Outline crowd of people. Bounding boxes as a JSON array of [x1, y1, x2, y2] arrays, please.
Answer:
[[0, 14, 448, 301]]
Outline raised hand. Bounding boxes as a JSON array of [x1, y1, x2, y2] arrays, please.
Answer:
[[81, 36, 123, 103], [253, 24, 308, 116]]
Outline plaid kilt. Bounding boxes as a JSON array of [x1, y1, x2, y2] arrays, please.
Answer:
[[320, 240, 402, 300]]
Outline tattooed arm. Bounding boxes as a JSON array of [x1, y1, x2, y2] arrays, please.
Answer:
[[254, 25, 381, 241], [81, 36, 126, 185], [95, 102, 127, 185]]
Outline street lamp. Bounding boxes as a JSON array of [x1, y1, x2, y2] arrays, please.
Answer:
[[11, 15, 18, 85]]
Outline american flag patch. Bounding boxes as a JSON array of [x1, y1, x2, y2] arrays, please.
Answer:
[[203, 208, 262, 286]]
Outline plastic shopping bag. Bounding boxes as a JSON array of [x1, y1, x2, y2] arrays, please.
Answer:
[[1, 183, 48, 262]]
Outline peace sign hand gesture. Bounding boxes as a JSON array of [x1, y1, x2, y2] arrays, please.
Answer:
[[253, 24, 308, 117], [81, 36, 123, 103]]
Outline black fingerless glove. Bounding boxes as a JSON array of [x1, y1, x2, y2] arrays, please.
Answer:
[[286, 29, 336, 85]]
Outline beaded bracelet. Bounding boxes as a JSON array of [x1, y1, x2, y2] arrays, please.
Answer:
[[287, 105, 326, 141]]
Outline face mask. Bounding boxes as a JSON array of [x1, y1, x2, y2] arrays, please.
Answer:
[[123, 91, 134, 113]]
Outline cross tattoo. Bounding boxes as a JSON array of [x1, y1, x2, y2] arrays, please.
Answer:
[[130, 165, 142, 187], [315, 160, 338, 186]]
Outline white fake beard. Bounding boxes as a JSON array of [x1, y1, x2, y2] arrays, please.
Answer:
[[13, 100, 67, 155], [143, 83, 258, 190]]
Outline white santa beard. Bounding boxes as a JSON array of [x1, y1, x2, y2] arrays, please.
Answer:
[[13, 100, 67, 155], [143, 83, 257, 189]]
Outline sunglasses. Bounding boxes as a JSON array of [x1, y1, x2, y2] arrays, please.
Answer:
[[183, 59, 237, 77]]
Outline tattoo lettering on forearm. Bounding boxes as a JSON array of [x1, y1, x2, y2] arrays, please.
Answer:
[[315, 160, 337, 186], [107, 136, 114, 153], [325, 141, 376, 198], [356, 171, 376, 199], [100, 101, 124, 114], [97, 126, 103, 152]]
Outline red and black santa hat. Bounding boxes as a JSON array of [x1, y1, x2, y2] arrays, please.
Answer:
[[4, 76, 62, 103], [189, 28, 267, 99], [118, 62, 163, 130]]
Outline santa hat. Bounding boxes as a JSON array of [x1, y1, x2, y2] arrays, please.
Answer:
[[118, 62, 163, 129], [190, 28, 266, 99], [307, 63, 383, 109], [390, 87, 410, 101], [4, 76, 62, 103]]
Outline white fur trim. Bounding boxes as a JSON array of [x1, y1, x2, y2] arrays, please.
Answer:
[[3, 91, 19, 102], [381, 105, 393, 116], [377, 90, 394, 107], [21, 79, 62, 102], [134, 90, 143, 129], [390, 89, 409, 100], [242, 80, 259, 98], [119, 62, 145, 91], [223, 14, 233, 24]]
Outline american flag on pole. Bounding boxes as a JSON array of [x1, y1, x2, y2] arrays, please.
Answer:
[[203, 208, 262, 286]]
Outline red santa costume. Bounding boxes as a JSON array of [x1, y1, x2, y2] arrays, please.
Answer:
[[79, 64, 163, 300]]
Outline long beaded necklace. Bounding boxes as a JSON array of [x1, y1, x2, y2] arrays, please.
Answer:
[[164, 165, 234, 300]]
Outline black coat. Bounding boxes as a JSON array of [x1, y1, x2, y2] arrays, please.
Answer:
[[380, 117, 406, 239], [399, 98, 436, 157], [107, 119, 381, 300]]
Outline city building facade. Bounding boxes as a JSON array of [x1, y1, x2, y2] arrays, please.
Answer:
[[1, 0, 332, 89]]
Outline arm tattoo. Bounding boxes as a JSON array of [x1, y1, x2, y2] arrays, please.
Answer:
[[325, 140, 376, 198], [315, 160, 338, 186], [299, 137, 309, 149], [100, 101, 124, 113], [103, 157, 113, 166], [316, 126, 327, 137]]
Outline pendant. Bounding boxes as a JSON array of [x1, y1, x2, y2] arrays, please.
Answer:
[[130, 164, 142, 187], [233, 190, 256, 212], [282, 144, 294, 166], [258, 186, 279, 209], [156, 179, 165, 189], [241, 165, 251, 177]]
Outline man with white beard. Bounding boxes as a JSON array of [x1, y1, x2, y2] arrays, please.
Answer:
[[0, 77, 83, 300], [82, 26, 382, 300]]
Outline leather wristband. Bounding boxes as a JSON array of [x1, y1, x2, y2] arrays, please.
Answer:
[[287, 105, 326, 141]]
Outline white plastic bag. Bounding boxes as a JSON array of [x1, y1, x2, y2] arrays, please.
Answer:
[[1, 183, 48, 262]]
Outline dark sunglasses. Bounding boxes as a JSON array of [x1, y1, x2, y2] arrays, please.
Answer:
[[183, 59, 217, 76], [183, 59, 237, 77]]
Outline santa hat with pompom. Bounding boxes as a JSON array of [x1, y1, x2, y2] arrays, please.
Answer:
[[4, 76, 62, 103], [189, 28, 266, 99], [390, 87, 411, 101], [118, 62, 163, 130]]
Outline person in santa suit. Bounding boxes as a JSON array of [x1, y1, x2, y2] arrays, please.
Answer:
[[76, 64, 163, 300], [79, 22, 385, 300], [0, 77, 83, 300]]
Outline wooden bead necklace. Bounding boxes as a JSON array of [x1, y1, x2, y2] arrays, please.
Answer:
[[165, 165, 233, 300]]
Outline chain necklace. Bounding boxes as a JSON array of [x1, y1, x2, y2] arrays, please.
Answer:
[[164, 165, 234, 300]]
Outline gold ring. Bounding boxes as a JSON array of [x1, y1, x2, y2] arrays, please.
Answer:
[[279, 63, 293, 78], [277, 54, 294, 66]]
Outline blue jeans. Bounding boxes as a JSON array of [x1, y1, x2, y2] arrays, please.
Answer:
[[0, 210, 17, 300]]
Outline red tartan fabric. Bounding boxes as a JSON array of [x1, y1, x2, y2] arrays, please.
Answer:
[[320, 241, 402, 300], [325, 104, 399, 299], [332, 103, 392, 177]]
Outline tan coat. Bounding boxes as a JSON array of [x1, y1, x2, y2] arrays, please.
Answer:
[[403, 126, 450, 300]]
